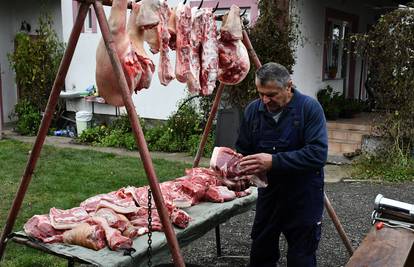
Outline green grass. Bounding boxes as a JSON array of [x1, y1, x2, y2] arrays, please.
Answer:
[[351, 152, 414, 182], [0, 139, 191, 267]]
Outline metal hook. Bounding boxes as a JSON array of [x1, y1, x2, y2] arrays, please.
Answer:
[[240, 9, 247, 17], [183, 0, 187, 5], [212, 1, 219, 13], [197, 0, 204, 9]]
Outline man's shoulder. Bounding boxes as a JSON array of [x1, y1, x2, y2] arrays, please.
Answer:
[[295, 89, 321, 110], [244, 99, 261, 113]]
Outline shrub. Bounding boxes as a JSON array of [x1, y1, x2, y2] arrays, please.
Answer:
[[13, 99, 42, 136], [8, 13, 65, 114]]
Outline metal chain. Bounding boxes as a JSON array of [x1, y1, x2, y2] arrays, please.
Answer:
[[147, 187, 153, 267]]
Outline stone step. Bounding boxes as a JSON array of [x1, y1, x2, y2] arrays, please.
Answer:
[[327, 128, 369, 143], [328, 138, 361, 155], [327, 122, 372, 133]]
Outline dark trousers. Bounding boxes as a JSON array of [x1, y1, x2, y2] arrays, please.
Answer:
[[249, 188, 322, 267]]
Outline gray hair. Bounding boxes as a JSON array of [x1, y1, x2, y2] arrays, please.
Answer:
[[255, 62, 291, 88]]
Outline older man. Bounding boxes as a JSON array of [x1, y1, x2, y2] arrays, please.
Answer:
[[236, 62, 328, 266]]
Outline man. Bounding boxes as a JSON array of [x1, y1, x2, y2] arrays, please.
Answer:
[[236, 62, 328, 267]]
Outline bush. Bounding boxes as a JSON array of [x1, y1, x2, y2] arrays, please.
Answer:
[[76, 126, 110, 145], [13, 99, 42, 136], [8, 13, 65, 115]]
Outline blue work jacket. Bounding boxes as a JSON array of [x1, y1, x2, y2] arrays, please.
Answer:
[[236, 88, 328, 226]]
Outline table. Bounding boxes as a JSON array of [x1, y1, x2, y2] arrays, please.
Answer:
[[9, 188, 257, 267]]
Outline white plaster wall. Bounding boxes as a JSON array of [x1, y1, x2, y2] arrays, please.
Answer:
[[291, 0, 376, 99], [62, 0, 187, 120], [0, 0, 62, 122]]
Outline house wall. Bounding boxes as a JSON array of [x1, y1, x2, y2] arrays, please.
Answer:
[[0, 0, 62, 123], [291, 0, 376, 99]]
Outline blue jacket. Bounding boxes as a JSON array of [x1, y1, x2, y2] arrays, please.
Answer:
[[236, 88, 328, 226]]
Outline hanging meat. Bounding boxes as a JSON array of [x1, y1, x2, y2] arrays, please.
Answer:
[[96, 0, 140, 106], [158, 0, 175, 86], [199, 8, 218, 95], [167, 7, 177, 50], [130, 1, 156, 92], [175, 2, 192, 84], [218, 5, 250, 85], [176, 6, 218, 95]]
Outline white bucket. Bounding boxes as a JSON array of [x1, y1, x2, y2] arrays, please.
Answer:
[[75, 111, 93, 136]]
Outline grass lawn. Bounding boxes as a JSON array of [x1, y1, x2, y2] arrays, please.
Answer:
[[0, 139, 191, 267]]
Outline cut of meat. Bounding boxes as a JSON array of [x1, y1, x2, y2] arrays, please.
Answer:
[[210, 147, 268, 189], [167, 6, 177, 50], [128, 207, 163, 232], [95, 208, 129, 232], [136, 0, 160, 30], [217, 5, 250, 85], [80, 190, 139, 214], [220, 5, 243, 42], [170, 208, 191, 229], [128, 2, 156, 92], [210, 147, 243, 178], [235, 187, 252, 198], [204, 186, 237, 203], [218, 40, 250, 85], [63, 222, 106, 251], [92, 217, 133, 251], [49, 207, 90, 230], [24, 215, 63, 243], [158, 0, 175, 86], [200, 8, 218, 95], [175, 2, 192, 83]]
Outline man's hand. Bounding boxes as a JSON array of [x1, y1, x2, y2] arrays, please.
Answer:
[[239, 153, 273, 175]]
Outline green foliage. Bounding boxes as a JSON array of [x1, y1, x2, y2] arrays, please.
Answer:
[[76, 125, 110, 145], [228, 0, 300, 108], [13, 99, 42, 135], [351, 148, 414, 182], [8, 13, 65, 113], [75, 98, 214, 156], [351, 7, 414, 148], [317, 85, 364, 120]]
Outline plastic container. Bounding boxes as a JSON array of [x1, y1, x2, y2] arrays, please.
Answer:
[[75, 111, 93, 136]]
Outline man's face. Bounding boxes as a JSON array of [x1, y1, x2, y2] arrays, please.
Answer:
[[255, 78, 293, 113]]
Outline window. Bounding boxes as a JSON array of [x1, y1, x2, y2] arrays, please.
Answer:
[[325, 19, 350, 80]]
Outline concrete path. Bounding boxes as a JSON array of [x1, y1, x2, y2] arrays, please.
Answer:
[[1, 129, 346, 183]]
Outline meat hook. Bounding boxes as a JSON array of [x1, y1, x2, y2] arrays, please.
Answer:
[[240, 9, 247, 17], [197, 0, 204, 9], [212, 1, 220, 13], [183, 0, 187, 5]]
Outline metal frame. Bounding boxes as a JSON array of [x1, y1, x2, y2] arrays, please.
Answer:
[[0, 1, 353, 266]]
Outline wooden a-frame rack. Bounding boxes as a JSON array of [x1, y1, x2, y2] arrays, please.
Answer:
[[0, 0, 353, 266]]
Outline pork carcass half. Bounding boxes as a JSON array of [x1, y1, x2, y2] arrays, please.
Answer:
[[218, 5, 250, 85], [175, 2, 192, 83], [96, 0, 141, 106]]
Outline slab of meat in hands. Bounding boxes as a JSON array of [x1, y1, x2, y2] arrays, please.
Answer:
[[217, 5, 250, 85]]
